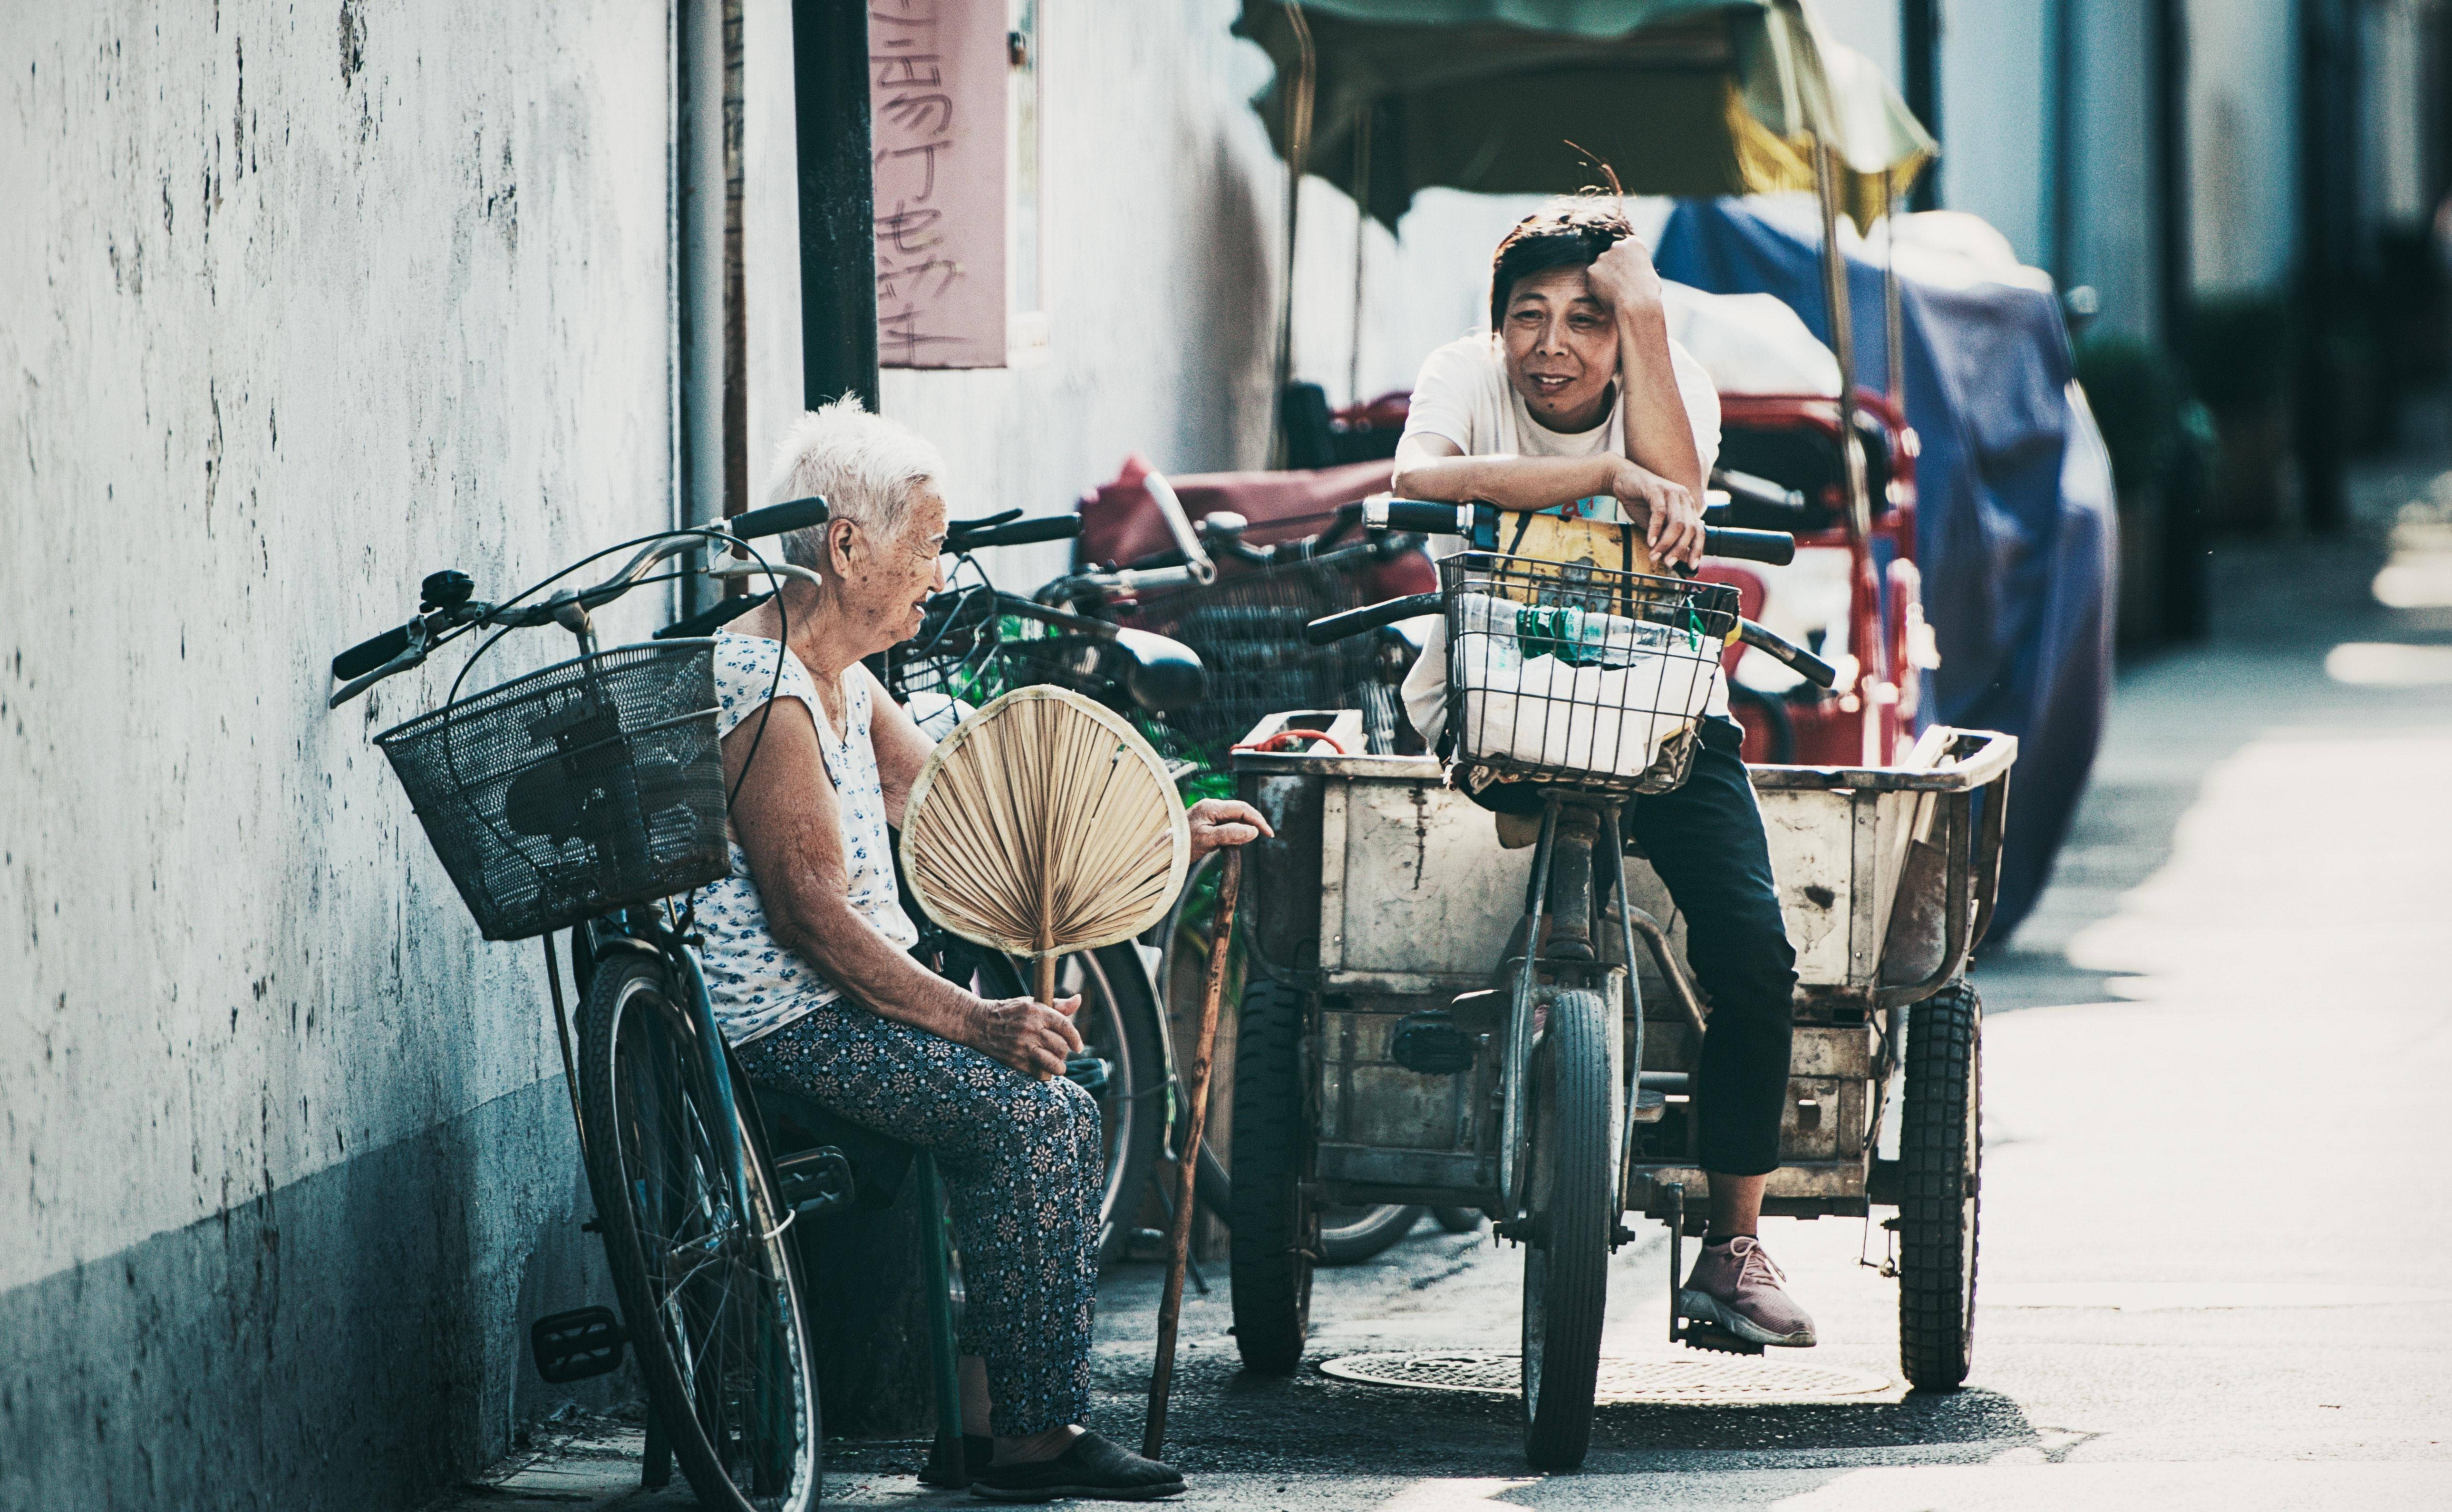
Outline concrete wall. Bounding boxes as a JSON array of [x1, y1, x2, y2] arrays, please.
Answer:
[[0, 4, 676, 1506]]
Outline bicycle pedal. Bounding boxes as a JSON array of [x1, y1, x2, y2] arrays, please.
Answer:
[[1676, 1322, 1765, 1357], [531, 1306, 630, 1383], [775, 1145, 856, 1217]]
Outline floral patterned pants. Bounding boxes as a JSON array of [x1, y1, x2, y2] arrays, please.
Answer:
[[734, 1002, 1101, 1436]]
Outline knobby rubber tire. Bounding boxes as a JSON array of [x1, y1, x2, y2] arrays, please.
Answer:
[[577, 956, 820, 1512], [1521, 988, 1613, 1471], [1898, 981, 1982, 1391], [1228, 978, 1315, 1373]]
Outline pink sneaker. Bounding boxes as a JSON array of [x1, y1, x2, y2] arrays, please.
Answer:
[[1677, 1235, 1817, 1347]]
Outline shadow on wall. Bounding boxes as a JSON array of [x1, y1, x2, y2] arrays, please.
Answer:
[[0, 1079, 613, 1512], [1159, 131, 1280, 474]]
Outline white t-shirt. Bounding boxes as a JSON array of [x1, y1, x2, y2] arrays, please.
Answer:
[[1399, 331, 1723, 510], [1397, 331, 1730, 723]]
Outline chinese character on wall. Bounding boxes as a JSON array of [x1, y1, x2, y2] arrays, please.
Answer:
[[872, 0, 1008, 368]]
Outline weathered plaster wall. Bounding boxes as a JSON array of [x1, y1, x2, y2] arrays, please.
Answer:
[[1, 4, 675, 1505]]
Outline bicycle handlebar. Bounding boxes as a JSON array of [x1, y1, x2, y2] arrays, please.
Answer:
[[727, 495, 831, 540], [944, 510, 1083, 553], [1304, 595, 1837, 691], [330, 506, 832, 707], [1738, 619, 1839, 688], [1353, 499, 1795, 566], [1304, 592, 1445, 645], [333, 622, 419, 682]]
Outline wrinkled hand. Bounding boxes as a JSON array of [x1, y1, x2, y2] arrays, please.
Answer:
[[1187, 798, 1275, 861], [1585, 235, 1665, 312], [1612, 460, 1706, 569], [967, 992, 1083, 1080]]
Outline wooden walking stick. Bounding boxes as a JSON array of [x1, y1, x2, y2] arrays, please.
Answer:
[[1143, 848, 1241, 1461]]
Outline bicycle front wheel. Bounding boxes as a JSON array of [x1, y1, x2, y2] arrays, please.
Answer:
[[577, 955, 819, 1512]]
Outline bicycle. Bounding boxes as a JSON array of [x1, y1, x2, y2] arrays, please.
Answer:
[[329, 497, 837, 1511], [916, 485, 1450, 1265], [1277, 505, 1836, 1467]]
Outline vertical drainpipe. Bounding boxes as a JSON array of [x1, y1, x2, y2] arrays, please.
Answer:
[[792, 0, 881, 413], [1902, 0, 1941, 213], [676, 0, 731, 617]]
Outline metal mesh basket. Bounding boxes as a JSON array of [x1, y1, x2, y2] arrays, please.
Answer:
[[1439, 552, 1739, 796], [375, 640, 728, 940], [1126, 551, 1401, 761]]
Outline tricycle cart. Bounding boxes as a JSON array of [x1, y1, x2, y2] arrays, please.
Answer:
[[1223, 545, 2012, 1469]]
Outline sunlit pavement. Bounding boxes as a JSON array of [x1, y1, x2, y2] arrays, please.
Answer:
[[447, 418, 2452, 1511]]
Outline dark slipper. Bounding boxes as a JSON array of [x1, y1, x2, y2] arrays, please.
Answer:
[[969, 1430, 1186, 1502]]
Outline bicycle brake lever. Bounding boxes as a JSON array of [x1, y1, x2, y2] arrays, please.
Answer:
[[328, 619, 434, 709]]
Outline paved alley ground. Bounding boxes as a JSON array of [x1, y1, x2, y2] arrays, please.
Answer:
[[443, 432, 2452, 1511]]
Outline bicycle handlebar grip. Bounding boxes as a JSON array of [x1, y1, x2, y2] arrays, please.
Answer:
[[1305, 591, 1445, 645], [1368, 499, 1476, 537], [332, 622, 414, 681], [951, 514, 1081, 551], [728, 495, 831, 540], [1738, 618, 1840, 689], [1701, 526, 1797, 566]]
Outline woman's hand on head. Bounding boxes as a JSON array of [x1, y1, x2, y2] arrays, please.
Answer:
[[1611, 460, 1706, 568], [1186, 798, 1275, 861], [1586, 236, 1665, 313], [965, 992, 1084, 1080]]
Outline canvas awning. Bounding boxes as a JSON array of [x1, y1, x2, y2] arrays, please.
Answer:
[[1232, 0, 1932, 228]]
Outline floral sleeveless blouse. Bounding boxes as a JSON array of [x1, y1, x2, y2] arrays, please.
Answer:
[[694, 631, 919, 1045]]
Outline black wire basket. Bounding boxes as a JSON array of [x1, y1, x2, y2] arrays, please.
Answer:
[[375, 640, 729, 940], [1125, 550, 1403, 761], [1438, 553, 1739, 796]]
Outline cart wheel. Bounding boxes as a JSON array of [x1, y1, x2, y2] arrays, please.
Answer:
[[1898, 981, 1981, 1390], [1521, 988, 1613, 1471], [1228, 978, 1315, 1374]]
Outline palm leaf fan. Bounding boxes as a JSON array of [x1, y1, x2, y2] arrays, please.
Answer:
[[901, 686, 1192, 1004]]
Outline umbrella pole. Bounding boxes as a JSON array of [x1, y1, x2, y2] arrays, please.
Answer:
[[1144, 848, 1241, 1462]]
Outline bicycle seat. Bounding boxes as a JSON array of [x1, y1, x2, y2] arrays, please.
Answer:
[[752, 1086, 918, 1212]]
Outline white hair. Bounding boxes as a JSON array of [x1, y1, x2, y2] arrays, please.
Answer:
[[761, 394, 947, 570]]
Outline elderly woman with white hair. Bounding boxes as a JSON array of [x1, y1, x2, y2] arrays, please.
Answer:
[[698, 397, 1267, 1502]]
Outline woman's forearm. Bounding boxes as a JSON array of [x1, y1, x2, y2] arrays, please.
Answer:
[[1391, 452, 1619, 513], [772, 902, 975, 1040]]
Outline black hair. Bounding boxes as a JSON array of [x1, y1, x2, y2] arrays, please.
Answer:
[[1487, 165, 1632, 330]]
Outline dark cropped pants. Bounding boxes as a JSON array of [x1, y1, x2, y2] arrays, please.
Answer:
[[733, 1004, 1100, 1436], [1618, 716, 1799, 1177]]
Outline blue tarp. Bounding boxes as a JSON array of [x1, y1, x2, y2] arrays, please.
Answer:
[[1655, 198, 2117, 945]]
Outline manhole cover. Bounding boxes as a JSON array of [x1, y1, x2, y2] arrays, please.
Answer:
[[1318, 1351, 1896, 1406]]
